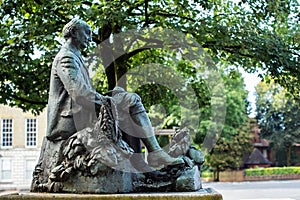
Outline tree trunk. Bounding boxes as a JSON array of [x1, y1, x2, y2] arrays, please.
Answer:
[[116, 62, 127, 90], [286, 145, 291, 166], [99, 30, 128, 91], [104, 59, 128, 90], [213, 169, 220, 182], [213, 170, 216, 181], [97, 24, 115, 90], [105, 63, 117, 90], [99, 40, 117, 91]]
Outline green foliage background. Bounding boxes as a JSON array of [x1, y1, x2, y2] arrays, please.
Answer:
[[1, 0, 299, 114], [256, 80, 300, 166], [1, 0, 299, 176]]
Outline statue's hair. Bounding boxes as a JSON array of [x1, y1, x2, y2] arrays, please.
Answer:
[[62, 18, 88, 39]]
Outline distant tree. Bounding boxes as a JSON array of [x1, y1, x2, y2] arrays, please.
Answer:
[[195, 70, 253, 181], [0, 0, 299, 114], [255, 80, 300, 166]]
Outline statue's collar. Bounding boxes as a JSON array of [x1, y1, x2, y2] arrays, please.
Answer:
[[63, 43, 82, 60]]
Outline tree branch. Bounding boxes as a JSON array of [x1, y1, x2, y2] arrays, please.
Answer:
[[149, 11, 196, 23], [124, 34, 163, 53], [144, 0, 149, 27], [12, 94, 47, 105], [127, 44, 163, 58]]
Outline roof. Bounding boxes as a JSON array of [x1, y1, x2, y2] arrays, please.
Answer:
[[245, 148, 272, 165], [254, 138, 269, 147]]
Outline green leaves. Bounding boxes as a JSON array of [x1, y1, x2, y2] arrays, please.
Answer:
[[0, 0, 299, 114], [194, 70, 252, 178], [245, 166, 300, 177], [256, 79, 300, 166]]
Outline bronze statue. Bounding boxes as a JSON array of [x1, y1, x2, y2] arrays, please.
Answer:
[[31, 19, 203, 193], [46, 18, 183, 166]]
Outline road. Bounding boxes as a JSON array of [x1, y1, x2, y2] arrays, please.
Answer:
[[203, 180, 300, 200]]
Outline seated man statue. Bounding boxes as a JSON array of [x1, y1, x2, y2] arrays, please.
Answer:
[[46, 18, 183, 169]]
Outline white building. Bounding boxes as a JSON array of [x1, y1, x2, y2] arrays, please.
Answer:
[[0, 105, 46, 191]]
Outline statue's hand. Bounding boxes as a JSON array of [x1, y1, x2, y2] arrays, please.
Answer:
[[104, 95, 113, 102], [96, 93, 110, 104]]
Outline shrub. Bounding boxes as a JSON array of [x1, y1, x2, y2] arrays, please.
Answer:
[[202, 171, 213, 178], [244, 167, 300, 176]]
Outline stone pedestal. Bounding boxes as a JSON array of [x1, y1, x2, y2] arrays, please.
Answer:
[[0, 188, 222, 200]]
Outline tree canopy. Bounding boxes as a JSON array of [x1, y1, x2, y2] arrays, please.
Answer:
[[0, 0, 299, 114], [256, 79, 300, 166], [194, 70, 252, 181]]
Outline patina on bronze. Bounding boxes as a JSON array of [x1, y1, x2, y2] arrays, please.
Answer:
[[31, 19, 204, 193]]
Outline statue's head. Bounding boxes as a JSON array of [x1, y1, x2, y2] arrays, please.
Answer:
[[63, 18, 92, 50]]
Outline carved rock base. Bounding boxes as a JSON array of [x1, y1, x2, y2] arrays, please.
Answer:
[[175, 166, 202, 191], [62, 169, 133, 194], [31, 123, 205, 193]]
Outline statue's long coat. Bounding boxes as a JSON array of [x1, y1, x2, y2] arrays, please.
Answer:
[[46, 44, 101, 141]]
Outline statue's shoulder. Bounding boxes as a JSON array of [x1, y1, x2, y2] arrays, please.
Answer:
[[56, 46, 76, 60], [53, 47, 79, 68]]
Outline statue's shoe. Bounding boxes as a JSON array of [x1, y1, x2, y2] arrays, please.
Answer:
[[147, 149, 185, 169]]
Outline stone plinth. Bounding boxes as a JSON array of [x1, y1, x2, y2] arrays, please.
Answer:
[[0, 188, 222, 200]]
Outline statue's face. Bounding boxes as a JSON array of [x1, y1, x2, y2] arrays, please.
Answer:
[[73, 24, 92, 50]]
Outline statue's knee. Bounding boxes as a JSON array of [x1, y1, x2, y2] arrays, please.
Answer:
[[127, 93, 141, 103], [127, 93, 146, 115]]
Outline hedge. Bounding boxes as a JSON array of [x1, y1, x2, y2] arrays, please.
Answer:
[[201, 171, 213, 178], [244, 166, 300, 177]]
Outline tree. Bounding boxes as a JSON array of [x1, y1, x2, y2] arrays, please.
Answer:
[[0, 0, 299, 114], [194, 70, 253, 181], [255, 80, 300, 166]]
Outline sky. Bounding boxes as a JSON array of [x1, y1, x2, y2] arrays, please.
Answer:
[[240, 68, 262, 118]]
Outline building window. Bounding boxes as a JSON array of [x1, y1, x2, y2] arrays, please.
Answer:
[[1, 119, 13, 148], [0, 159, 12, 181], [25, 159, 36, 180], [25, 118, 37, 147]]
